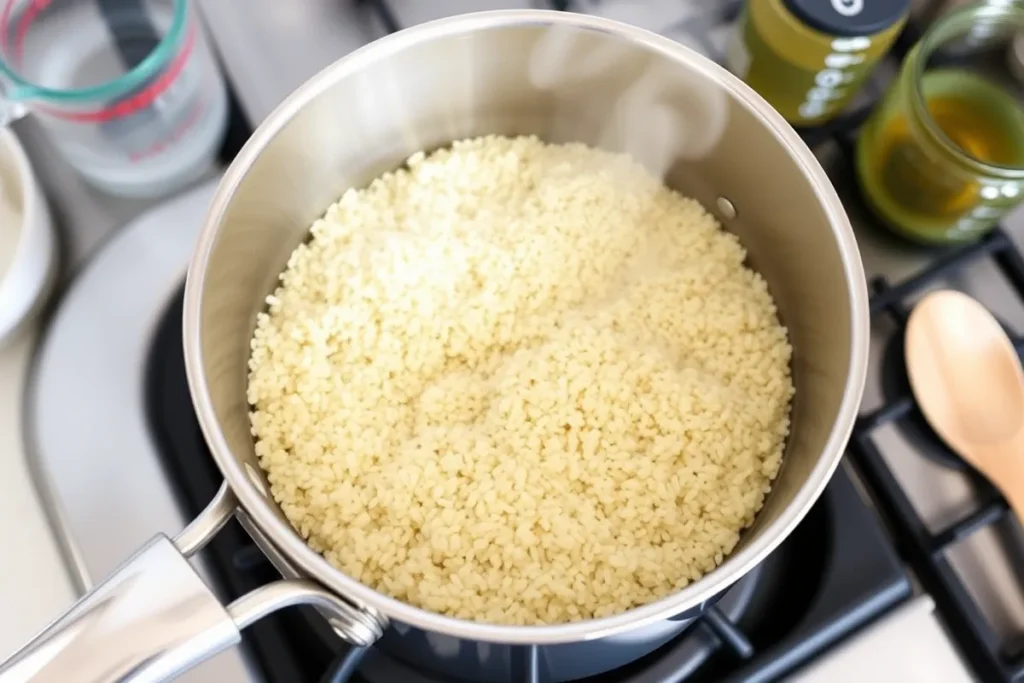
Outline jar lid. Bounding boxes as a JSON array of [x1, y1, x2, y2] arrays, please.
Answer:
[[783, 0, 909, 37]]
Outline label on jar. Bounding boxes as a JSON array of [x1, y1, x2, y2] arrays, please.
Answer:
[[797, 35, 872, 121], [741, 0, 909, 124]]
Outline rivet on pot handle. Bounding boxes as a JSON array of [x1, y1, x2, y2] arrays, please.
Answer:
[[0, 484, 387, 683]]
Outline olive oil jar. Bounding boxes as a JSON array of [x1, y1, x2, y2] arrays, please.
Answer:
[[856, 1, 1024, 244], [730, 0, 910, 125]]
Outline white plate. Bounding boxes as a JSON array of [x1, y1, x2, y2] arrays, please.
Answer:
[[0, 127, 56, 344]]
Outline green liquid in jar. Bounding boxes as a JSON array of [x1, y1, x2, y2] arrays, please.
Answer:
[[857, 69, 1024, 243]]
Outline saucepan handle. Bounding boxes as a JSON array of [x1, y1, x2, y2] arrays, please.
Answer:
[[0, 484, 386, 683]]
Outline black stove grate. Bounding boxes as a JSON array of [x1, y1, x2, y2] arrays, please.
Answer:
[[786, 19, 1024, 680], [788, 78, 1024, 683], [811, 15, 1024, 680], [846, 227, 1024, 683]]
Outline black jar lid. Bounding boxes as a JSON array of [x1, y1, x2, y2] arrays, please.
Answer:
[[783, 0, 909, 37]]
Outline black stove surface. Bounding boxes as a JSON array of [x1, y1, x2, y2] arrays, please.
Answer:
[[144, 286, 911, 683]]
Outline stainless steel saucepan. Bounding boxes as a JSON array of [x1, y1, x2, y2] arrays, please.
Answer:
[[0, 10, 869, 683]]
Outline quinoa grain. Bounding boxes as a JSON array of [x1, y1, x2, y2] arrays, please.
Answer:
[[247, 135, 793, 626]]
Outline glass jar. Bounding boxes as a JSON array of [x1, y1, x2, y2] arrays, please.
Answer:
[[856, 1, 1024, 244], [912, 0, 1020, 51], [0, 0, 228, 198]]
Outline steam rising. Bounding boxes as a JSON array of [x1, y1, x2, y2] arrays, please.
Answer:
[[527, 23, 729, 179]]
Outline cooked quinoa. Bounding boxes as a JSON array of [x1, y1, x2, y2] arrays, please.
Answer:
[[247, 135, 794, 626]]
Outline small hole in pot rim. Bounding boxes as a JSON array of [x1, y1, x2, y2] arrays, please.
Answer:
[[717, 196, 738, 220]]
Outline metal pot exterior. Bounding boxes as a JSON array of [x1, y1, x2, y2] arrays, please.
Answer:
[[185, 4, 868, 661], [371, 611, 705, 681]]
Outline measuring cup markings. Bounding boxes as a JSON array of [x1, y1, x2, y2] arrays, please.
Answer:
[[32, 23, 197, 123], [1, 0, 49, 65], [128, 89, 203, 162], [0, 0, 227, 196], [29, 21, 211, 164]]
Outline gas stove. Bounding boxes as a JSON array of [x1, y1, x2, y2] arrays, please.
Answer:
[[146, 269, 911, 683], [21, 1, 1024, 682]]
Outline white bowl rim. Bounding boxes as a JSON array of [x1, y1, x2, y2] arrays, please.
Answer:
[[0, 127, 40, 283]]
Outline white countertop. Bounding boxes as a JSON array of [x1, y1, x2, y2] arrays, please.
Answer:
[[793, 596, 976, 682], [0, 325, 75, 661]]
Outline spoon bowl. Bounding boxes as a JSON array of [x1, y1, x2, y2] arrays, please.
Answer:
[[905, 289, 1024, 521]]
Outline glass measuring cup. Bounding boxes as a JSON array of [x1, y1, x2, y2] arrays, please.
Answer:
[[856, 1, 1024, 244], [0, 0, 228, 197]]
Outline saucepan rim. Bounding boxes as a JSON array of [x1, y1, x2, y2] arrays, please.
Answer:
[[182, 9, 870, 645]]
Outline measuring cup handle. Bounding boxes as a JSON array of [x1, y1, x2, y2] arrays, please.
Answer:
[[0, 484, 385, 683]]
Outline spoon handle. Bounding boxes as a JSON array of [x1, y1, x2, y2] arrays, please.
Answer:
[[976, 437, 1024, 529]]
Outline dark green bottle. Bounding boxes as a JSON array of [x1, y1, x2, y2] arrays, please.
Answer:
[[729, 0, 910, 125]]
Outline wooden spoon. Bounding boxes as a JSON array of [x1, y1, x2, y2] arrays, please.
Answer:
[[905, 289, 1024, 523]]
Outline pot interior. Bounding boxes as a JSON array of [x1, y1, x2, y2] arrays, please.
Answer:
[[187, 11, 864, 634]]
